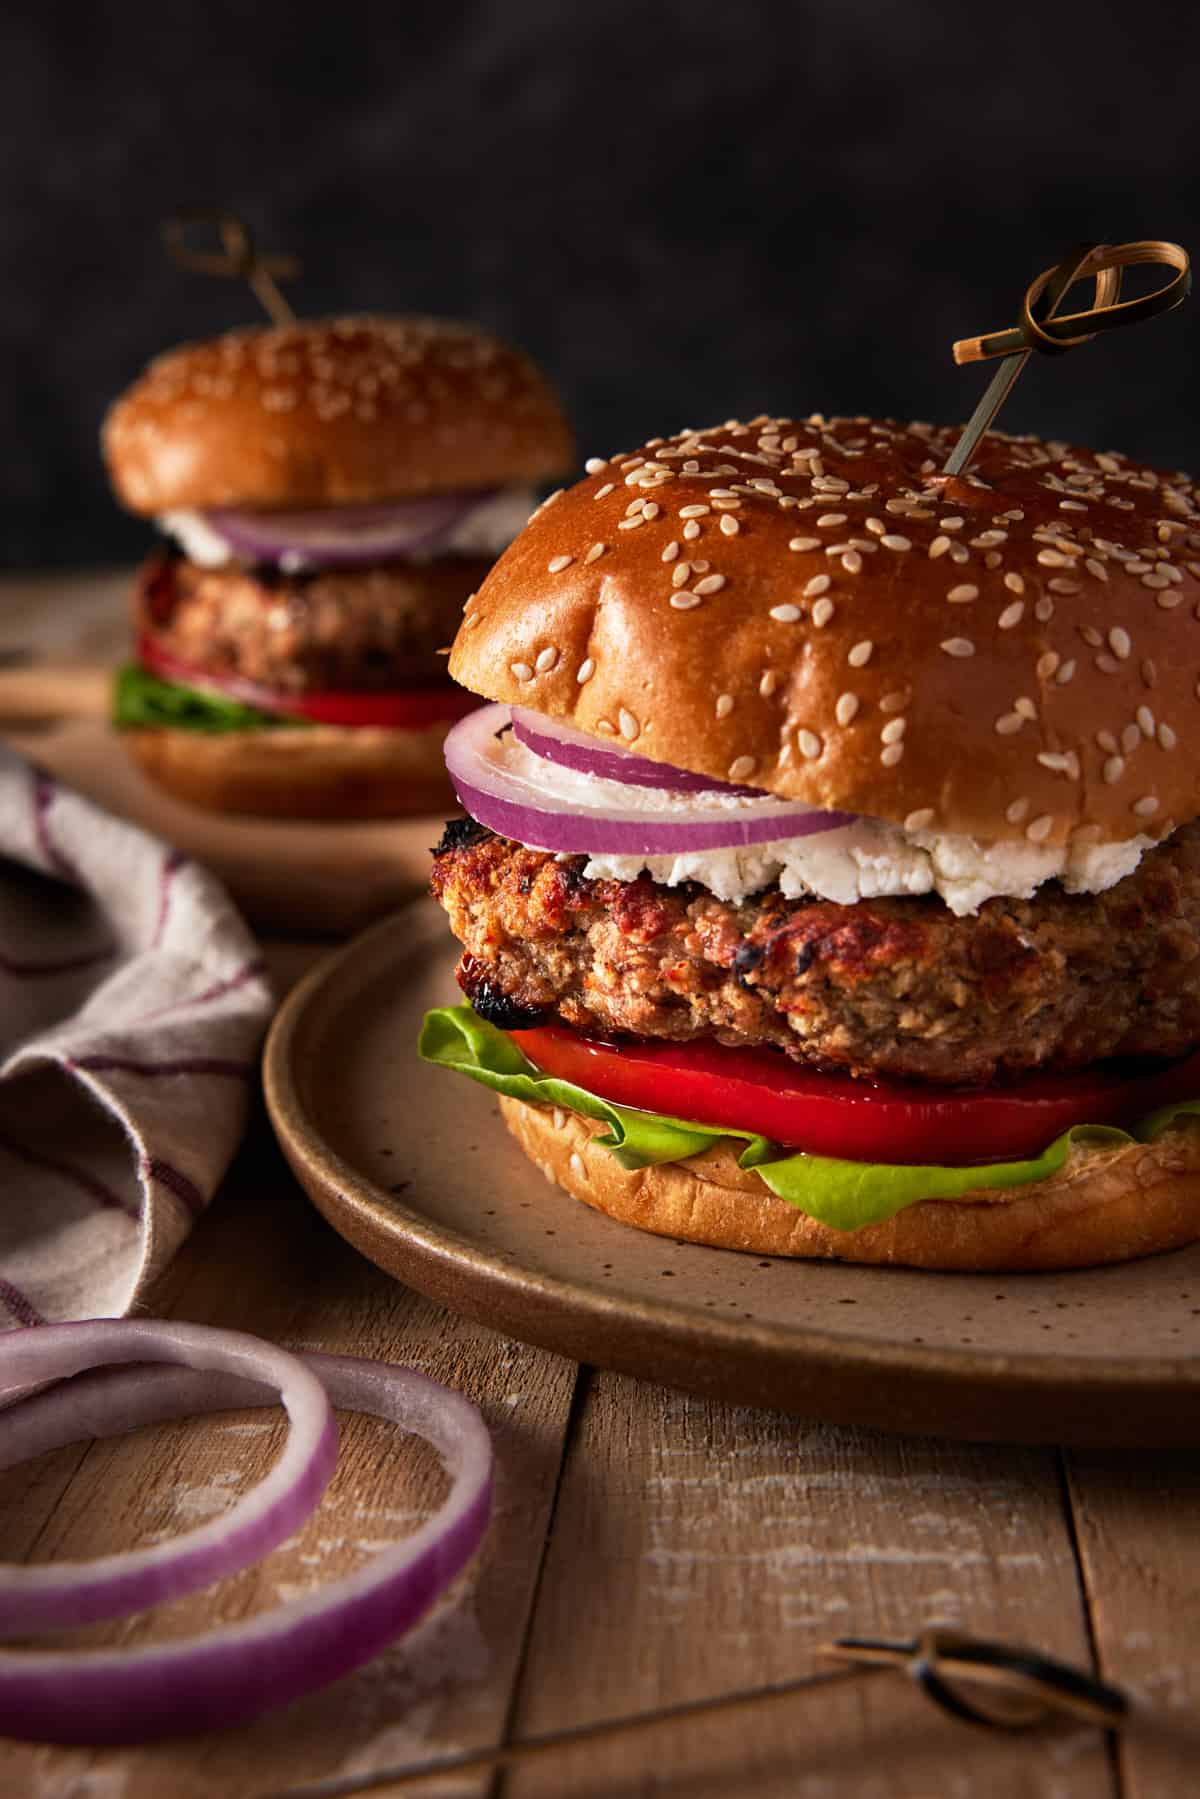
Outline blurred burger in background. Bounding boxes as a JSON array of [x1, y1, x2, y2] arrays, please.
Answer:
[[102, 316, 573, 817]]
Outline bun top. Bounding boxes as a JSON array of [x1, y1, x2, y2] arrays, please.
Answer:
[[449, 415, 1200, 847], [103, 315, 574, 513]]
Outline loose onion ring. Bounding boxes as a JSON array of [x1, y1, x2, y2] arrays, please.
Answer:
[[0, 1332, 493, 1744], [0, 1321, 336, 1635]]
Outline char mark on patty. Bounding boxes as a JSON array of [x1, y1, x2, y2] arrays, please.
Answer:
[[433, 816, 494, 857], [457, 952, 549, 1030]]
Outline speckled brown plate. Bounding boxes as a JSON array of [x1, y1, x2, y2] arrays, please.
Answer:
[[264, 900, 1200, 1446]]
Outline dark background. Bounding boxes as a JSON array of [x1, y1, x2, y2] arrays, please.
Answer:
[[3, 0, 1199, 568]]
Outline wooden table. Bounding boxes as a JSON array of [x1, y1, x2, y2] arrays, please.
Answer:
[[2, 574, 1199, 1796]]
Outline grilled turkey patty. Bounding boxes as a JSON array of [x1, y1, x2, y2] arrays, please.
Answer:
[[430, 819, 1200, 1086]]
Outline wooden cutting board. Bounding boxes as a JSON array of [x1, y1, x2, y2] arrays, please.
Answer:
[[0, 665, 448, 933]]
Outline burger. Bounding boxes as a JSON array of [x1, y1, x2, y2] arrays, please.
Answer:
[[419, 415, 1200, 1271], [101, 316, 573, 818]]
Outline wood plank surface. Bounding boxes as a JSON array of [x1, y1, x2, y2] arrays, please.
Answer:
[[1066, 1449, 1200, 1799], [504, 1372, 1115, 1798]]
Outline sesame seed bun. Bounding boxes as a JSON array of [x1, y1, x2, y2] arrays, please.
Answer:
[[449, 417, 1200, 847], [121, 719, 459, 820], [103, 316, 574, 514], [502, 1097, 1200, 1271]]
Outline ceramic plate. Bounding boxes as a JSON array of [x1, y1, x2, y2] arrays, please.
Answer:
[[264, 901, 1200, 1445]]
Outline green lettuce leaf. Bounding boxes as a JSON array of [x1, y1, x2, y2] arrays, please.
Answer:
[[113, 664, 307, 735], [419, 1004, 1200, 1233]]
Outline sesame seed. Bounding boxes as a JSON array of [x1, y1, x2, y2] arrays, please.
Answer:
[[547, 554, 574, 573], [1048, 577, 1081, 594], [585, 541, 607, 563], [800, 573, 831, 599], [577, 658, 596, 683], [729, 756, 757, 781], [798, 729, 823, 760], [994, 712, 1023, 735], [535, 646, 559, 673], [1103, 756, 1125, 783], [1036, 651, 1060, 680], [811, 597, 835, 627], [715, 693, 735, 719], [1109, 626, 1132, 659], [789, 537, 821, 552], [940, 516, 964, 531], [585, 457, 607, 473], [694, 574, 726, 595], [880, 743, 905, 768], [973, 529, 1008, 546], [1086, 558, 1109, 581], [947, 584, 979, 604], [1080, 626, 1103, 647], [679, 504, 711, 520], [760, 670, 778, 697], [594, 483, 614, 499], [671, 563, 692, 588], [661, 541, 681, 563], [642, 502, 661, 520], [1037, 549, 1069, 567], [770, 603, 801, 622], [1160, 722, 1178, 749], [1006, 798, 1030, 824], [880, 717, 906, 744], [949, 544, 970, 564], [618, 516, 645, 531], [848, 639, 874, 667], [1026, 815, 1055, 844], [670, 591, 703, 610], [1133, 796, 1160, 819], [1056, 660, 1077, 684], [835, 692, 859, 726], [940, 637, 975, 658], [1156, 589, 1183, 610], [1004, 572, 1026, 594], [720, 515, 740, 536], [618, 708, 640, 741], [998, 601, 1024, 629], [866, 517, 886, 535], [841, 550, 864, 574], [929, 536, 951, 560], [880, 534, 912, 551], [905, 808, 935, 832], [510, 661, 533, 681], [1137, 705, 1155, 737], [1096, 654, 1121, 674], [596, 719, 615, 734], [816, 513, 847, 527], [1014, 697, 1038, 720], [683, 521, 701, 540]]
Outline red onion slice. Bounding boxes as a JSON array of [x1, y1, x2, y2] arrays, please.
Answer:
[[510, 707, 762, 794], [0, 1321, 336, 1634], [204, 492, 496, 568], [444, 705, 856, 855], [0, 1348, 492, 1744]]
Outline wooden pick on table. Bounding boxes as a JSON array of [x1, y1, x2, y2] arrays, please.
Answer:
[[273, 1626, 1128, 1798], [161, 209, 300, 325], [943, 238, 1191, 479]]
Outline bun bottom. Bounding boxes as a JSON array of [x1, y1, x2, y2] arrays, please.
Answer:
[[499, 1097, 1200, 1272], [120, 722, 457, 820]]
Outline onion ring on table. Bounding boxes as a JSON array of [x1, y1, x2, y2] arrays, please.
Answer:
[[0, 1346, 493, 1744], [445, 704, 857, 855], [0, 1321, 336, 1635]]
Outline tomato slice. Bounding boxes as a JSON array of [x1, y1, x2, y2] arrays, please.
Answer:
[[136, 633, 480, 731], [509, 1024, 1200, 1166]]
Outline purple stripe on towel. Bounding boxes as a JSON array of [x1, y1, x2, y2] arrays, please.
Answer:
[[151, 849, 189, 949], [0, 1278, 45, 1328], [146, 1157, 207, 1217], [0, 1130, 139, 1216], [72, 1054, 256, 1083], [31, 770, 81, 886], [138, 957, 268, 1026]]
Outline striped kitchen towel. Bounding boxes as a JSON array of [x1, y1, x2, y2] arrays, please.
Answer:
[[0, 748, 273, 1326]]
